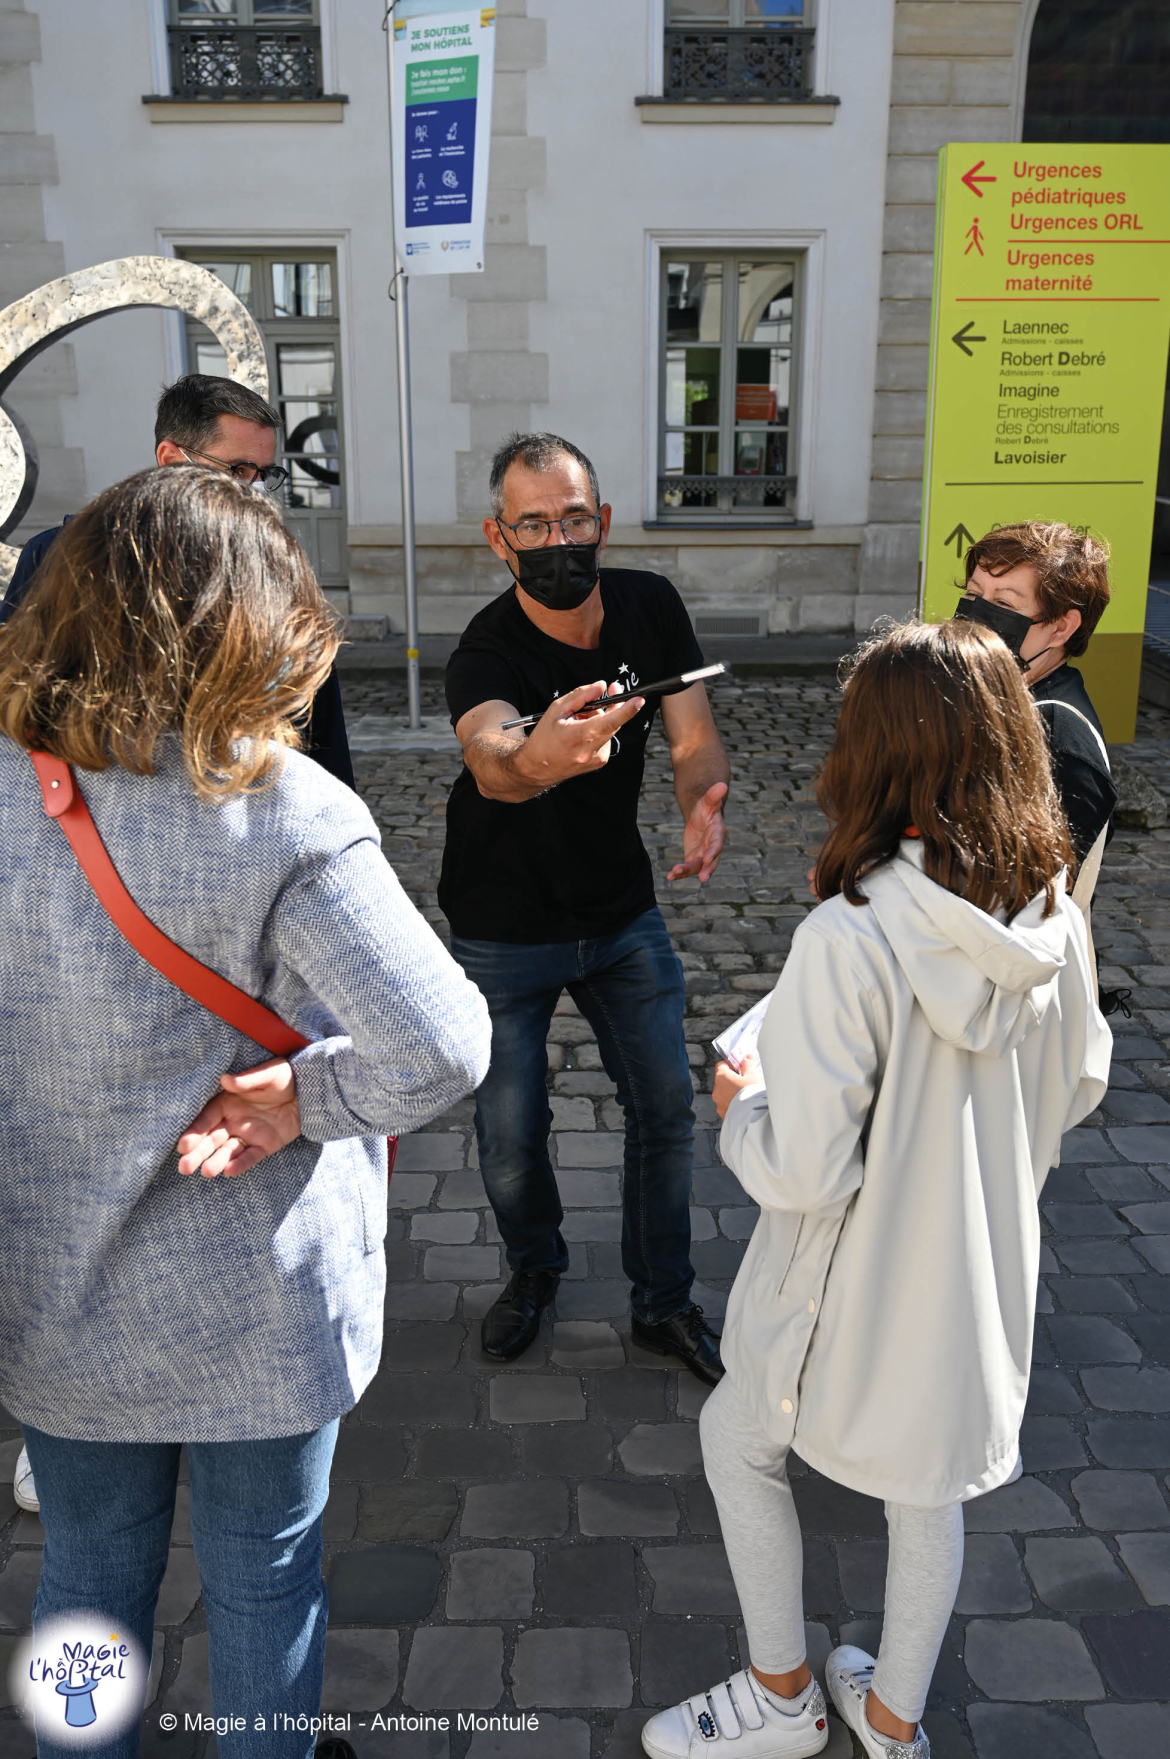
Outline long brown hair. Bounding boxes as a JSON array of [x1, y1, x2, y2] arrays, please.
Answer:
[[0, 467, 339, 800], [815, 619, 1073, 921]]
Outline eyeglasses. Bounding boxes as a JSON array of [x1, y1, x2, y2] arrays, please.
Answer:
[[498, 513, 601, 550], [181, 447, 290, 494]]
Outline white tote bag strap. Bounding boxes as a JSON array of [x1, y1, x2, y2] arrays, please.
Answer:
[[1071, 823, 1108, 913], [1042, 697, 1111, 772]]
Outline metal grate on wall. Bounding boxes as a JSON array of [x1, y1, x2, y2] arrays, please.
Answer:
[[694, 613, 764, 638]]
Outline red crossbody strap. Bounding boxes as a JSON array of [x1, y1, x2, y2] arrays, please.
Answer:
[[30, 751, 310, 1058], [30, 751, 399, 1176]]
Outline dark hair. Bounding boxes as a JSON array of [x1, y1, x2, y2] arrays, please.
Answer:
[[963, 521, 1110, 657], [154, 374, 280, 454], [815, 619, 1073, 923], [0, 467, 338, 800], [488, 431, 601, 517]]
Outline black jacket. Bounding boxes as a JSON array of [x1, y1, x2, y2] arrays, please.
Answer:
[[1031, 663, 1117, 863]]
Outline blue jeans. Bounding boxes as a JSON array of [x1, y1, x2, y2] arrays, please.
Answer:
[[21, 1420, 339, 1759], [452, 906, 695, 1323]]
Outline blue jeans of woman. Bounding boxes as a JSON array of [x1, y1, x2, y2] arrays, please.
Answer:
[[451, 906, 696, 1323], [21, 1420, 339, 1759]]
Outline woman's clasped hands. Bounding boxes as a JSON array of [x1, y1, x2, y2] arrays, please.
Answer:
[[177, 1058, 302, 1178]]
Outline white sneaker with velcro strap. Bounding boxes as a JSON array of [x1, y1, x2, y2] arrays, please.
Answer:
[[640, 1668, 830, 1758], [825, 1647, 930, 1759]]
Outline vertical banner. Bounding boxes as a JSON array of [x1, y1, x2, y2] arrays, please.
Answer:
[[920, 144, 1170, 742], [392, 6, 496, 276]]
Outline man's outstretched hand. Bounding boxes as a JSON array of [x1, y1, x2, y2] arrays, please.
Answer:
[[177, 1059, 301, 1179], [668, 781, 728, 884]]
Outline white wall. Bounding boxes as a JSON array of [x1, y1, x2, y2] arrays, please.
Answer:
[[526, 0, 895, 531], [25, 0, 894, 551], [28, 0, 469, 527]]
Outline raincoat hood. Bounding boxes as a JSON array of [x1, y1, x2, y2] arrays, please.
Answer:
[[862, 839, 1069, 1056]]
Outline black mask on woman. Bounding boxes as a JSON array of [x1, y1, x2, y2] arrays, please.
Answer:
[[509, 540, 600, 610], [954, 592, 1043, 668]]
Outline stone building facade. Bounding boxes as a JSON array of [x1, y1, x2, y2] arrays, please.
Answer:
[[2, 0, 1119, 643]]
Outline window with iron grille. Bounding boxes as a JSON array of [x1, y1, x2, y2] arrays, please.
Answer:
[[657, 254, 799, 523], [167, 0, 324, 102], [663, 1, 815, 103]]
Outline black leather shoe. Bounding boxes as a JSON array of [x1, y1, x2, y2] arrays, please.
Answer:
[[481, 1269, 560, 1360], [631, 1303, 724, 1386]]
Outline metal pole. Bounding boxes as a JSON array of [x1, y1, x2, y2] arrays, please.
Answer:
[[384, 9, 422, 730]]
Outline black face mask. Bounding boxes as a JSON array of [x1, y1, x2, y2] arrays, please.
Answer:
[[954, 592, 1042, 668], [507, 539, 600, 610]]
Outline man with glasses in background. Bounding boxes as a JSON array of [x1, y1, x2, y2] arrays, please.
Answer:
[[440, 431, 730, 1380], [1, 373, 353, 789], [2, 373, 353, 1519]]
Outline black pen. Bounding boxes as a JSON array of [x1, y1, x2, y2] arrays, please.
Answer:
[[499, 662, 728, 731]]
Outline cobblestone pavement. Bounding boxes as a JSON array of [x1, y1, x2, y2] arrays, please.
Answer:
[[3, 671, 1170, 1759]]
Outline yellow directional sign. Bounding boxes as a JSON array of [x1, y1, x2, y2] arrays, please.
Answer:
[[920, 144, 1170, 741]]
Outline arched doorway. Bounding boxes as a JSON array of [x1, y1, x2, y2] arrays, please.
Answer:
[[1023, 2, 1170, 569]]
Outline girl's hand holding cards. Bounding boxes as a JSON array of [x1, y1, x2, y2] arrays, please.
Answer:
[[712, 1052, 762, 1121]]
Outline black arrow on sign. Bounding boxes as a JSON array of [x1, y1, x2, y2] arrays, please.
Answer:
[[952, 320, 987, 357], [944, 523, 976, 556]]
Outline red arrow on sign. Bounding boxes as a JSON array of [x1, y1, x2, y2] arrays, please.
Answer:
[[961, 159, 997, 197]]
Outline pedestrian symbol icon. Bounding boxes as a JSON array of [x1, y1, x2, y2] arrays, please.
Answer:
[[964, 217, 984, 257]]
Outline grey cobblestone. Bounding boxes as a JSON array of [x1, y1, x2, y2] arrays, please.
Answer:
[[1086, 1702, 1170, 1759], [1071, 1468, 1170, 1529], [966, 1704, 1097, 1759], [511, 1629, 632, 1708], [358, 1482, 460, 1542], [320, 1629, 400, 1713], [446, 1550, 534, 1620], [488, 1376, 585, 1425], [460, 1482, 568, 1539], [520, 1425, 613, 1478], [402, 1626, 503, 1710], [953, 1535, 1031, 1614], [1087, 1415, 1170, 1466], [617, 1423, 704, 1477], [962, 1478, 1075, 1533], [1115, 1530, 1170, 1603], [964, 1617, 1102, 1699], [643, 1543, 741, 1615], [577, 1481, 678, 1537], [550, 1322, 624, 1370], [1019, 1416, 1087, 1469], [1023, 1535, 1140, 1609], [541, 1543, 638, 1615], [1046, 1316, 1142, 1362]]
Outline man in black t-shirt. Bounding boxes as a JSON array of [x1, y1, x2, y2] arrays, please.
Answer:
[[954, 522, 1117, 867], [441, 432, 731, 1378]]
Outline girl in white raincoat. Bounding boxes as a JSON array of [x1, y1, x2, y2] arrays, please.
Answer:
[[641, 621, 1111, 1759]]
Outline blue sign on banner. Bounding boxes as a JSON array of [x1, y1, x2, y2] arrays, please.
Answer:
[[406, 97, 477, 229]]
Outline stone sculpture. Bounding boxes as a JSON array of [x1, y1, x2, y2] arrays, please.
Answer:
[[0, 255, 268, 584]]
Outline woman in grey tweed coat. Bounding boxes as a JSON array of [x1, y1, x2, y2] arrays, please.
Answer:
[[0, 468, 491, 1759]]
